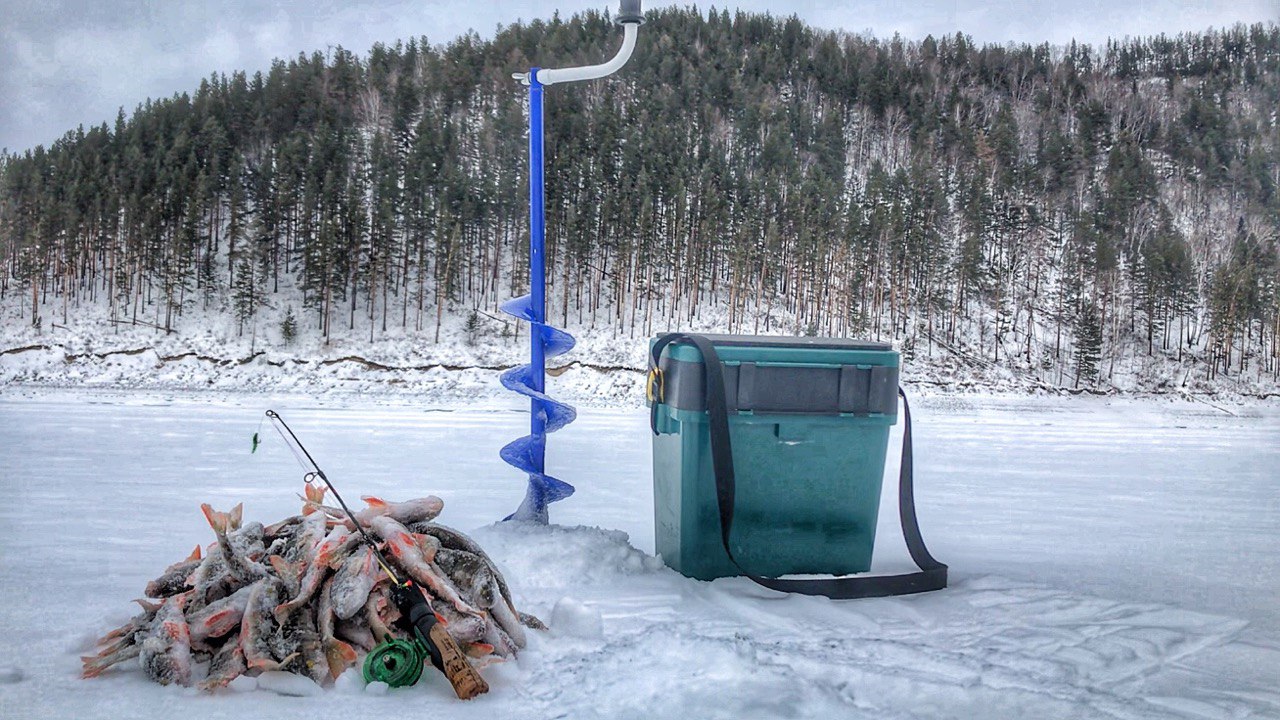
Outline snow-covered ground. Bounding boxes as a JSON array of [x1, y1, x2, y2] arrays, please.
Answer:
[[5, 294, 1278, 402], [0, 391, 1277, 719]]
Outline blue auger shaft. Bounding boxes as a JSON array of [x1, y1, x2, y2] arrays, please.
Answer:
[[529, 70, 547, 461], [498, 69, 577, 523]]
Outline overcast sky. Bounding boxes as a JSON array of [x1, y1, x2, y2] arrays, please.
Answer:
[[1, 0, 1276, 153]]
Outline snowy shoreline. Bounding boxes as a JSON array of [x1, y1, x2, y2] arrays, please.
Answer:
[[4, 340, 1277, 410]]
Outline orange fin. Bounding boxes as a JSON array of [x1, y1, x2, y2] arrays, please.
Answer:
[[200, 503, 226, 535], [323, 638, 358, 679], [464, 642, 494, 658], [267, 555, 302, 584], [80, 657, 104, 678], [360, 495, 388, 509], [304, 484, 327, 506], [185, 545, 202, 562]]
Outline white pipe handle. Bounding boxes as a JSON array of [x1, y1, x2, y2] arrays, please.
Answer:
[[536, 22, 638, 86]]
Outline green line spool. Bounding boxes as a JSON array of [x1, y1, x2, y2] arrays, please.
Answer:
[[363, 638, 427, 688]]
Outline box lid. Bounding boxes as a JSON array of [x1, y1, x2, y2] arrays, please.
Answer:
[[657, 334, 898, 367], [652, 334, 899, 416]]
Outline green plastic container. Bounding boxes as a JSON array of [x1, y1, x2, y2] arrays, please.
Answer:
[[651, 335, 899, 581]]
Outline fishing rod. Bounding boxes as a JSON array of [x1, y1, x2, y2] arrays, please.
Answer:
[[262, 410, 488, 699]]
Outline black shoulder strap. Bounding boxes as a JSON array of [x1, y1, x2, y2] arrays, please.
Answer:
[[650, 333, 947, 599]]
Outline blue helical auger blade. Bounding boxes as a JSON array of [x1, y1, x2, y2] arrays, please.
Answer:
[[500, 295, 536, 322], [500, 296, 577, 522]]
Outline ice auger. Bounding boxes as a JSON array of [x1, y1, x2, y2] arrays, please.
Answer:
[[502, 1, 644, 523]]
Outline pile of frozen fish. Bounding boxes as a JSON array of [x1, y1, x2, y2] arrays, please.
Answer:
[[81, 487, 539, 689]]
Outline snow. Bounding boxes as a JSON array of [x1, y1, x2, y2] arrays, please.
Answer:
[[0, 390, 1277, 719], [255, 671, 322, 697], [549, 597, 605, 640], [5, 289, 1277, 404]]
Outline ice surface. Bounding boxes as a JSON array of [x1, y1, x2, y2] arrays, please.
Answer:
[[0, 391, 1276, 719]]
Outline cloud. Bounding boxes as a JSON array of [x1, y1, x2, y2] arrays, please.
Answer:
[[1, 0, 1276, 152]]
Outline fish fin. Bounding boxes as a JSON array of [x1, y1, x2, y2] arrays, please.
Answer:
[[360, 495, 388, 509], [305, 483, 327, 505], [185, 545, 202, 562], [93, 638, 128, 658], [518, 612, 549, 631], [267, 555, 294, 581], [272, 603, 293, 624], [134, 598, 162, 614], [200, 503, 226, 536], [414, 534, 440, 562], [464, 642, 494, 658], [435, 612, 448, 626], [323, 638, 358, 679], [246, 650, 297, 673], [245, 657, 280, 672], [228, 503, 244, 531], [80, 657, 105, 678]]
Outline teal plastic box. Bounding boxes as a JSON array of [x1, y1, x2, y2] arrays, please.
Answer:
[[651, 335, 899, 581]]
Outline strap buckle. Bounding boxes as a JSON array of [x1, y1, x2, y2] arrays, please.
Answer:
[[645, 367, 665, 403]]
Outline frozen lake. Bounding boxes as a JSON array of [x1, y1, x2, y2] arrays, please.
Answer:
[[1, 391, 1277, 719]]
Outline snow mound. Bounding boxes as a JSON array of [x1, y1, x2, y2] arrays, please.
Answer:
[[226, 675, 257, 693], [550, 597, 604, 640], [472, 522, 666, 590], [364, 680, 390, 696], [332, 668, 365, 695]]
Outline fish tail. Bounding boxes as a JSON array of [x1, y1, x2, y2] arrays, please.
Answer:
[[301, 484, 327, 514], [80, 656, 106, 678], [323, 638, 357, 679], [200, 503, 230, 537], [272, 601, 298, 624]]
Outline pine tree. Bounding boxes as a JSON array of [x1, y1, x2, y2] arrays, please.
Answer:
[[1073, 302, 1104, 388], [281, 305, 298, 345]]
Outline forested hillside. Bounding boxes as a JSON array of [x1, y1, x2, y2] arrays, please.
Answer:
[[1, 8, 1278, 392]]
